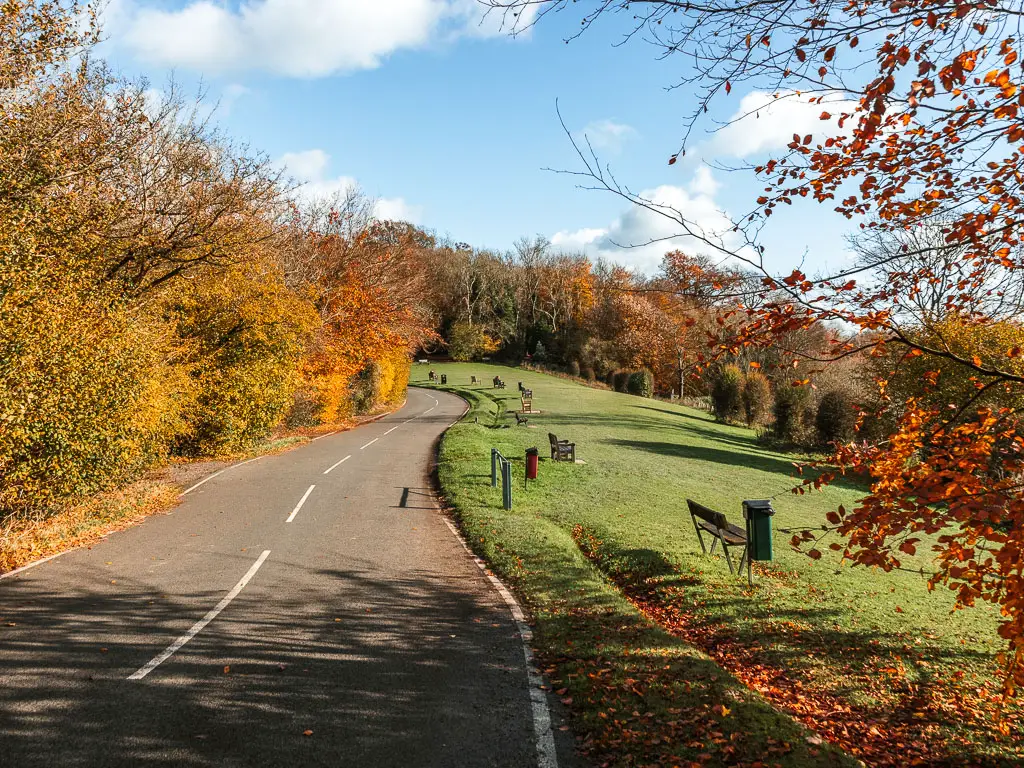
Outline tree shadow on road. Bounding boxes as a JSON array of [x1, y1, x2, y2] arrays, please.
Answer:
[[0, 562, 543, 768]]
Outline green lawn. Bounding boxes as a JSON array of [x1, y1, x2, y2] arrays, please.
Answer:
[[420, 363, 1022, 767]]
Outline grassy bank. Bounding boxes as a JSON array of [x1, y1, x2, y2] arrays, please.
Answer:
[[421, 362, 1021, 767]]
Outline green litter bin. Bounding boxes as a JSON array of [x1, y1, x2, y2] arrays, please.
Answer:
[[742, 499, 776, 562]]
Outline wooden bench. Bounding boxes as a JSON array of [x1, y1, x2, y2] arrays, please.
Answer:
[[548, 433, 575, 462], [493, 376, 506, 389], [471, 375, 478, 384], [687, 499, 748, 574], [520, 394, 533, 413]]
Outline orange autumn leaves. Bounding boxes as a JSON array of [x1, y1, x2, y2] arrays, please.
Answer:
[[0, 2, 431, 516]]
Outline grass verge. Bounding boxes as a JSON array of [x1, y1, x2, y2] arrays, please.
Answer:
[[422, 362, 1021, 767]]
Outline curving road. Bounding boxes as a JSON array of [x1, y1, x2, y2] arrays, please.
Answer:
[[0, 387, 571, 767]]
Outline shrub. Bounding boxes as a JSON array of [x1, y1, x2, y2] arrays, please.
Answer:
[[533, 341, 548, 362], [612, 370, 631, 393], [627, 369, 654, 397], [348, 364, 377, 414], [773, 383, 814, 444], [168, 262, 317, 456], [569, 359, 581, 377], [742, 369, 772, 426], [711, 365, 744, 421], [0, 286, 176, 514], [816, 389, 857, 445], [375, 350, 411, 407], [449, 322, 498, 362], [581, 366, 595, 381]]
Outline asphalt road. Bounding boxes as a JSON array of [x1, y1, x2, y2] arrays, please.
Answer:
[[0, 387, 572, 767]]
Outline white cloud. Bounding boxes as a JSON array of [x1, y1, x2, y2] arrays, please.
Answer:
[[696, 90, 857, 161], [114, 0, 536, 77], [687, 165, 720, 197], [278, 149, 423, 224], [577, 119, 636, 154], [551, 168, 749, 275], [219, 83, 250, 116], [374, 196, 423, 223], [279, 149, 332, 184], [551, 227, 606, 251]]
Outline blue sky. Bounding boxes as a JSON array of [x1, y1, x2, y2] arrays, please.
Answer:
[[99, 0, 853, 276]]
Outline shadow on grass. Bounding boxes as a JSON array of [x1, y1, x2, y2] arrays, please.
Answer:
[[524, 527, 858, 768], [603, 437, 869, 495], [605, 437, 804, 478], [631, 404, 714, 424], [576, 538, 1019, 767]]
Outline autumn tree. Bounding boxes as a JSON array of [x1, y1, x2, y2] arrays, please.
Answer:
[[485, 0, 1024, 696], [281, 192, 433, 422]]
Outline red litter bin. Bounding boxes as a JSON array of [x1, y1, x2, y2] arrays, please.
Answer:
[[525, 447, 539, 480]]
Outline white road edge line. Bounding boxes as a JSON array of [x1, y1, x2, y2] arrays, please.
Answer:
[[0, 552, 67, 581], [310, 431, 338, 442], [181, 456, 264, 496], [360, 438, 378, 450], [1, 456, 272, 581], [441, 518, 559, 768], [323, 455, 351, 475], [286, 485, 316, 523], [128, 550, 271, 681], [181, 469, 226, 495]]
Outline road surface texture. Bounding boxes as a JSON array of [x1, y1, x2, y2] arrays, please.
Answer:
[[0, 387, 574, 767]]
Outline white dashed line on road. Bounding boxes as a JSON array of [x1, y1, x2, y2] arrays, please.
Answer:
[[128, 550, 271, 681], [360, 438, 378, 450], [383, 426, 399, 436], [286, 485, 316, 523], [323, 455, 351, 475]]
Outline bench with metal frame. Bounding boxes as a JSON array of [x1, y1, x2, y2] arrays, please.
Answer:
[[687, 499, 748, 574]]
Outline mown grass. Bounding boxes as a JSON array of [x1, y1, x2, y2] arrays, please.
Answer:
[[421, 362, 1022, 767]]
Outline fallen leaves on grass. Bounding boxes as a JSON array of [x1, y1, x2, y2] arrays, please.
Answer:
[[571, 524, 1023, 767], [0, 481, 179, 574]]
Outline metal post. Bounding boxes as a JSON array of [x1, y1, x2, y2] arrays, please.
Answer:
[[502, 460, 512, 510], [491, 448, 498, 488], [678, 348, 685, 400]]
